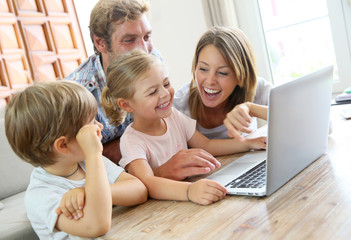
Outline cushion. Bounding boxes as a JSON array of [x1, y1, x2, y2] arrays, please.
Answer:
[[0, 192, 38, 240], [0, 118, 34, 200]]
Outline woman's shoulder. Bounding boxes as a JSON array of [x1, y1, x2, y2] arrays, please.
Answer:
[[254, 77, 273, 105], [173, 83, 191, 117]]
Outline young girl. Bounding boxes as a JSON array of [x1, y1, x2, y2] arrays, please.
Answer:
[[101, 50, 266, 205]]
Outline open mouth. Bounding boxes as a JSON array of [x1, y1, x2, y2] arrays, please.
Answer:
[[204, 87, 221, 97], [156, 101, 170, 109]]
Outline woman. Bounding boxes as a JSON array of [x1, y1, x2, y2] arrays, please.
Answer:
[[174, 26, 271, 140]]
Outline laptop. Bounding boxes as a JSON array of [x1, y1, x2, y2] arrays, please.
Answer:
[[207, 65, 333, 196]]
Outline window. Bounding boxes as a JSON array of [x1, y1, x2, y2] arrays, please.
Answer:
[[234, 0, 351, 93]]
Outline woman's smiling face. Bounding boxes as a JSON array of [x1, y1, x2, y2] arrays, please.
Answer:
[[195, 44, 238, 109]]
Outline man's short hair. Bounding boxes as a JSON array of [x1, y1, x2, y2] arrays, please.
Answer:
[[5, 81, 98, 167], [89, 0, 150, 54]]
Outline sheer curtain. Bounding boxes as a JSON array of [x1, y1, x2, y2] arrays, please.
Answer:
[[202, 0, 239, 27]]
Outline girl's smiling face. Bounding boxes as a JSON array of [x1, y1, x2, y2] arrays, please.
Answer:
[[195, 44, 238, 110], [128, 62, 174, 122]]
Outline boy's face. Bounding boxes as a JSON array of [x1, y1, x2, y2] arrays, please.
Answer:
[[127, 63, 174, 122], [105, 14, 153, 67]]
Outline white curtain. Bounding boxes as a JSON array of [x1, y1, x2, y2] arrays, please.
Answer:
[[202, 0, 239, 28]]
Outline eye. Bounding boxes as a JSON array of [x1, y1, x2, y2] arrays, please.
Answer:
[[124, 37, 137, 43], [218, 71, 229, 76], [144, 34, 151, 41], [164, 81, 170, 88], [199, 67, 207, 72], [149, 89, 157, 95]]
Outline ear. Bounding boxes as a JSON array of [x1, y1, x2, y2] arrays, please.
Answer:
[[118, 98, 134, 113], [53, 136, 70, 155], [93, 35, 107, 54]]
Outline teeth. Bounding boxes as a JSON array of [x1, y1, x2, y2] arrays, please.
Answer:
[[158, 101, 169, 109], [204, 87, 220, 94]]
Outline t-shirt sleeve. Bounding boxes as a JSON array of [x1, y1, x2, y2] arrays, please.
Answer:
[[103, 156, 124, 183], [172, 107, 196, 141], [119, 129, 148, 168], [254, 77, 273, 105]]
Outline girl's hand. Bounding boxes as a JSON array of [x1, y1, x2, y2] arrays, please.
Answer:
[[187, 179, 227, 205], [224, 103, 252, 141], [246, 136, 267, 150], [56, 187, 85, 220]]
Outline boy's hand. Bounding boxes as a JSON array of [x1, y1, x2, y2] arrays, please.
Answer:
[[76, 123, 103, 156], [246, 136, 267, 150], [187, 179, 227, 205], [56, 187, 85, 220]]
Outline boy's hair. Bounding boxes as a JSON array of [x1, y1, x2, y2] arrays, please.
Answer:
[[5, 81, 98, 167], [188, 26, 257, 121], [90, 0, 150, 54], [101, 49, 162, 126]]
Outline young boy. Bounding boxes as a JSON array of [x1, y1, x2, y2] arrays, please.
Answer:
[[4, 81, 147, 239]]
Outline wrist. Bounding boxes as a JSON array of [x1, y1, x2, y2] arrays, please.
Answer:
[[186, 183, 192, 202]]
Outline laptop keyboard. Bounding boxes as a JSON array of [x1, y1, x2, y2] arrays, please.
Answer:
[[225, 161, 266, 189]]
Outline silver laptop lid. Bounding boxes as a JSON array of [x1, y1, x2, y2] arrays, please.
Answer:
[[266, 65, 333, 196]]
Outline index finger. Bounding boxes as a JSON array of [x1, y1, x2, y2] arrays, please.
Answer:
[[223, 118, 244, 141]]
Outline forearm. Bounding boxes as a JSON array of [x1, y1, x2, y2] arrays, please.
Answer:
[[143, 175, 190, 201], [84, 153, 112, 224], [56, 153, 112, 237], [127, 160, 190, 201], [111, 178, 148, 206], [202, 138, 251, 157], [248, 102, 268, 120]]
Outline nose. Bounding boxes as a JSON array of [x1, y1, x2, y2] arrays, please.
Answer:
[[160, 86, 170, 98], [206, 71, 218, 85], [137, 39, 149, 53]]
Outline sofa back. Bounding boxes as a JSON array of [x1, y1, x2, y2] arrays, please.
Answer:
[[0, 118, 34, 200]]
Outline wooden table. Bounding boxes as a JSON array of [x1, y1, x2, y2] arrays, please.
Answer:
[[103, 104, 351, 240]]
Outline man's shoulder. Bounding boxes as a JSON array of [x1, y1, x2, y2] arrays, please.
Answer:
[[65, 54, 102, 81]]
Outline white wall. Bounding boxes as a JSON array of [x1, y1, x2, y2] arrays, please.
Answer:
[[73, 0, 208, 91], [148, 0, 207, 90]]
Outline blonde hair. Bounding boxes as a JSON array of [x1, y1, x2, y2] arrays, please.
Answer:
[[188, 26, 257, 121], [101, 49, 161, 126], [5, 81, 97, 167], [90, 0, 150, 54]]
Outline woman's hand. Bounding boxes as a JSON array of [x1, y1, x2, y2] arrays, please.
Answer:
[[224, 102, 268, 140]]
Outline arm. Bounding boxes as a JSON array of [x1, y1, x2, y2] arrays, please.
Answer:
[[127, 159, 226, 205], [111, 171, 148, 206], [153, 149, 221, 180], [188, 130, 266, 157], [224, 102, 268, 140], [102, 138, 122, 165], [55, 124, 112, 237]]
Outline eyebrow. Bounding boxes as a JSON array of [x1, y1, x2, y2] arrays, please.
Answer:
[[143, 77, 169, 94], [121, 31, 152, 39], [198, 61, 229, 69]]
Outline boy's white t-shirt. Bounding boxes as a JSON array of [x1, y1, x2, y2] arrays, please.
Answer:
[[25, 157, 123, 240], [119, 107, 196, 169]]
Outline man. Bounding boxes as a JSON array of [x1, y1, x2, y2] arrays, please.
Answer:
[[66, 0, 220, 180]]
